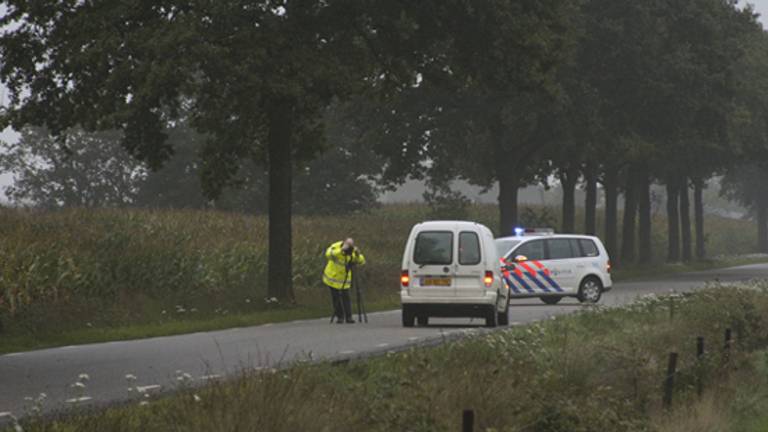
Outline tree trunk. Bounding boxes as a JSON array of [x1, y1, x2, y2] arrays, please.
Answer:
[[621, 167, 638, 264], [679, 176, 692, 262], [666, 179, 680, 262], [498, 166, 520, 236], [637, 165, 652, 265], [694, 178, 705, 259], [758, 199, 768, 253], [561, 169, 577, 233], [584, 163, 598, 235], [267, 100, 295, 302], [604, 166, 619, 262]]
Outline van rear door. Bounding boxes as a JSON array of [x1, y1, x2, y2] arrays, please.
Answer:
[[409, 230, 455, 298], [453, 230, 486, 298]]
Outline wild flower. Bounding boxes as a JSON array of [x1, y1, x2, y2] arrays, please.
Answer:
[[139, 401, 149, 407], [193, 394, 202, 402], [125, 374, 137, 382], [78, 373, 90, 382], [72, 382, 86, 389]]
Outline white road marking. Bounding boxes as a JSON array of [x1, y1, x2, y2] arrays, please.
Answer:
[[376, 343, 389, 348], [65, 396, 92, 403], [0, 412, 12, 418], [199, 374, 221, 380], [135, 385, 161, 393], [408, 337, 419, 341], [339, 350, 355, 355], [2, 353, 22, 357], [511, 322, 522, 325]]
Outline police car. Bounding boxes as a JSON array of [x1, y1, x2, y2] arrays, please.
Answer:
[[495, 228, 612, 304]]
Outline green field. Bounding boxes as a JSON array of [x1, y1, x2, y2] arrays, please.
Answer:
[[12, 285, 768, 432], [0, 204, 763, 354]]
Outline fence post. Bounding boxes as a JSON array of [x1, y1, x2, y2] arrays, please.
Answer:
[[663, 352, 678, 409], [669, 295, 675, 320], [462, 409, 474, 432], [696, 336, 704, 397], [724, 328, 732, 364]]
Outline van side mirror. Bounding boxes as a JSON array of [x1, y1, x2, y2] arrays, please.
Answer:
[[514, 255, 528, 263]]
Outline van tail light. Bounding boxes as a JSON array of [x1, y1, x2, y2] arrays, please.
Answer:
[[401, 270, 410, 287], [484, 271, 494, 287], [606, 260, 612, 274]]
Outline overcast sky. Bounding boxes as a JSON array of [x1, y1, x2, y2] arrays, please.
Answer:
[[2, 2, 768, 198]]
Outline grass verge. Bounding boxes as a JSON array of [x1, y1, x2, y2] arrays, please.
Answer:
[[10, 283, 768, 431]]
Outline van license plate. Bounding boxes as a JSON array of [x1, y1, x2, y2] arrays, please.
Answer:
[[421, 277, 451, 286]]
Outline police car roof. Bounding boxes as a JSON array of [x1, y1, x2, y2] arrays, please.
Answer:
[[495, 233, 599, 241]]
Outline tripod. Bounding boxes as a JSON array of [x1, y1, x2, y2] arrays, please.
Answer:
[[352, 266, 368, 323]]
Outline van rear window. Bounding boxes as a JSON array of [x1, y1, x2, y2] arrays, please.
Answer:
[[414, 231, 453, 265], [459, 232, 481, 265]]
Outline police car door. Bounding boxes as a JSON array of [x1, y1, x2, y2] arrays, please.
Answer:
[[506, 239, 552, 295], [540, 238, 579, 292]]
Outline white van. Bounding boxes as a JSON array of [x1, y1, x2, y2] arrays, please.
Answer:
[[400, 221, 510, 327]]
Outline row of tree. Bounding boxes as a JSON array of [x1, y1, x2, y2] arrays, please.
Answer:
[[2, 1, 768, 301]]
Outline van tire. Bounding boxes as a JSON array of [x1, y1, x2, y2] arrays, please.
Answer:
[[402, 306, 415, 327], [497, 299, 509, 326], [417, 315, 429, 326], [540, 296, 563, 305], [578, 276, 603, 304], [485, 306, 498, 328]]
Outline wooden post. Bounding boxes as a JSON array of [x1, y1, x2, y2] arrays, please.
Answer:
[[461, 410, 475, 432], [663, 352, 678, 409], [696, 336, 704, 397], [669, 295, 675, 320], [462, 409, 474, 432]]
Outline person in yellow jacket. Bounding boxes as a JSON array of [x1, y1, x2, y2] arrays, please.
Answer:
[[324, 238, 366, 323]]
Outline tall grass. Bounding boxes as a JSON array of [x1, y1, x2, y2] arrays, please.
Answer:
[[0, 204, 760, 346], [18, 285, 768, 431]]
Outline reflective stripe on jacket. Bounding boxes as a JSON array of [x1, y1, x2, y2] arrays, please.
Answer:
[[323, 241, 366, 290]]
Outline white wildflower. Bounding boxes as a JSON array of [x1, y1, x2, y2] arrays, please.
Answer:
[[78, 373, 90, 382], [193, 394, 202, 403], [139, 401, 149, 406], [72, 382, 86, 389], [125, 374, 137, 382]]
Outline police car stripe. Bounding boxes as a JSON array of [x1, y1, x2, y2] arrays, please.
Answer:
[[518, 262, 550, 292], [503, 275, 522, 294], [538, 271, 564, 292], [510, 273, 535, 293]]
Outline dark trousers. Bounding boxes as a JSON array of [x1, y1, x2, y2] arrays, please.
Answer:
[[328, 286, 352, 321]]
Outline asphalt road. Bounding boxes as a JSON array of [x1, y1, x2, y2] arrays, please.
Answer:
[[2, 263, 768, 420]]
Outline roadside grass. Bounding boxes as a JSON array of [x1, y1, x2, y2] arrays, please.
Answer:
[[0, 204, 764, 355], [11, 284, 768, 431]]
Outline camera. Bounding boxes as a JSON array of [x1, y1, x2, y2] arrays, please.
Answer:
[[342, 245, 353, 255]]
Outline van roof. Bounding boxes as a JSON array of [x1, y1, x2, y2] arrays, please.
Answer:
[[415, 220, 487, 231]]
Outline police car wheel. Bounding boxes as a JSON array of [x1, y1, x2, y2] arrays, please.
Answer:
[[578, 277, 602, 303], [417, 315, 429, 326], [540, 296, 563, 305], [485, 306, 498, 328]]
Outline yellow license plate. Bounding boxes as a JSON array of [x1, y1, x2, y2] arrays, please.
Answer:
[[421, 277, 451, 286]]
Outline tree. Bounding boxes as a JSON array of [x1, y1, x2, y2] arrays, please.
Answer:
[[367, 0, 578, 236], [0, 1, 417, 301], [721, 164, 768, 252], [0, 127, 144, 207]]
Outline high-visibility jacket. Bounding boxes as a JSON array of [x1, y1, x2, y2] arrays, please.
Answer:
[[323, 241, 366, 290]]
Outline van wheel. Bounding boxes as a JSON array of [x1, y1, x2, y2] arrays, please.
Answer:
[[497, 299, 509, 326], [402, 307, 415, 327], [541, 296, 563, 305], [485, 306, 498, 328], [417, 315, 429, 326], [578, 277, 603, 304]]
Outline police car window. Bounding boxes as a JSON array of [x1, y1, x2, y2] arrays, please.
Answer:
[[513, 240, 545, 261], [414, 231, 453, 265], [547, 239, 575, 260], [569, 239, 583, 257], [495, 239, 521, 258], [579, 239, 599, 257], [459, 232, 481, 265]]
